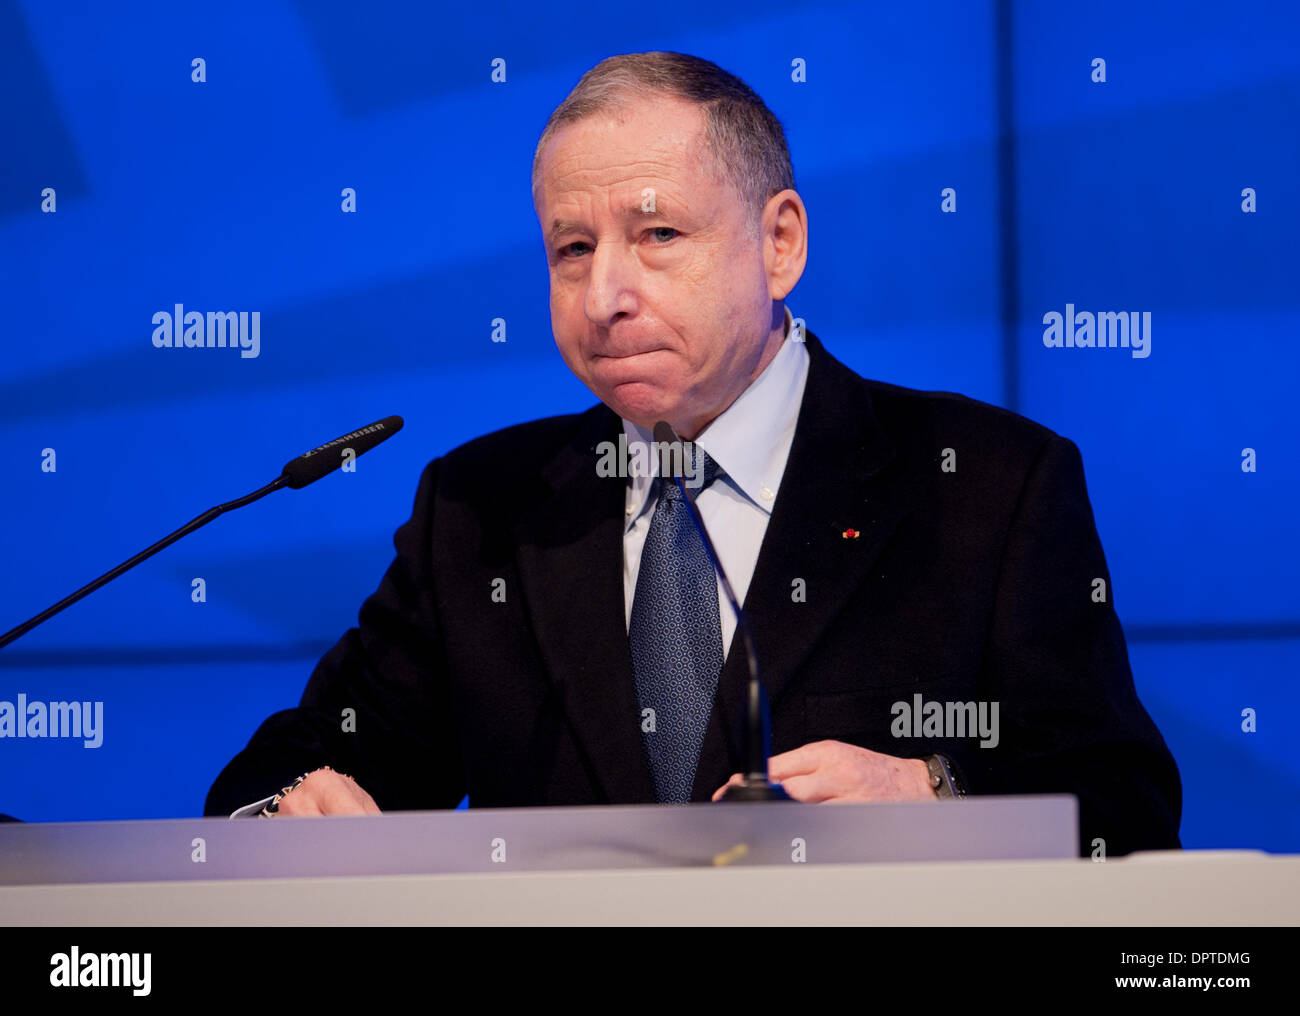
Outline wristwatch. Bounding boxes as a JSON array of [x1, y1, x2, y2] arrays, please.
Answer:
[[924, 754, 966, 799]]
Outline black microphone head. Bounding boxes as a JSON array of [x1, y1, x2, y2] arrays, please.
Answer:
[[652, 420, 679, 447], [280, 415, 404, 489], [651, 420, 685, 481]]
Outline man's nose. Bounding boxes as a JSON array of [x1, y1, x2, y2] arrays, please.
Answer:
[[583, 243, 638, 325]]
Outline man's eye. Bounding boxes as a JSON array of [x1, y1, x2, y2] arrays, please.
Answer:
[[648, 227, 678, 243], [558, 242, 592, 258]]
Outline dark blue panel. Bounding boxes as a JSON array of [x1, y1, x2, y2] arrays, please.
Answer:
[[1, 0, 1294, 856]]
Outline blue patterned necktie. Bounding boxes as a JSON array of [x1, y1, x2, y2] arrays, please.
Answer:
[[629, 449, 724, 803]]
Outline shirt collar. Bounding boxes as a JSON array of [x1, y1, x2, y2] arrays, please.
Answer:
[[622, 306, 810, 527]]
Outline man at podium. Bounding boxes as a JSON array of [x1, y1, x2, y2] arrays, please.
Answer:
[[206, 52, 1181, 859]]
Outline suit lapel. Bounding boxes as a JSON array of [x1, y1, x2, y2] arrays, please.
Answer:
[[690, 331, 912, 798], [513, 332, 911, 805], [513, 408, 658, 804]]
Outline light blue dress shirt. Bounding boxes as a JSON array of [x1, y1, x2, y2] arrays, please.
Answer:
[[229, 308, 809, 817], [622, 306, 810, 660]]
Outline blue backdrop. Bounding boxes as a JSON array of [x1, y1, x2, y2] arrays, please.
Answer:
[[1, 0, 1296, 851]]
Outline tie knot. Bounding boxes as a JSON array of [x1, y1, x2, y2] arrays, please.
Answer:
[[658, 444, 722, 503]]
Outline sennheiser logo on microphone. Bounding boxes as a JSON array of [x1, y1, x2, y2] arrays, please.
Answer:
[[151, 304, 261, 359], [293, 423, 389, 464]]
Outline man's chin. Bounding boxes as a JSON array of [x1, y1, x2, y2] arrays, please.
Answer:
[[599, 381, 676, 429]]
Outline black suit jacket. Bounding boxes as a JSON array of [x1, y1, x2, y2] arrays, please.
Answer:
[[206, 332, 1181, 856]]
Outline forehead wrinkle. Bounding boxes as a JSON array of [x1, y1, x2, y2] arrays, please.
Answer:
[[545, 150, 686, 192], [543, 161, 683, 228]]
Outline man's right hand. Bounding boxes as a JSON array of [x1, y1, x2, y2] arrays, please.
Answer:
[[267, 768, 382, 816]]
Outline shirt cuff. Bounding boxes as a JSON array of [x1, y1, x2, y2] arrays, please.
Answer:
[[228, 795, 277, 819]]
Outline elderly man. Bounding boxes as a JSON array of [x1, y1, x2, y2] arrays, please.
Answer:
[[206, 52, 1181, 857]]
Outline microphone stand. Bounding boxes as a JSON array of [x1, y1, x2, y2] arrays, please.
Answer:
[[0, 477, 289, 650], [0, 416, 403, 650]]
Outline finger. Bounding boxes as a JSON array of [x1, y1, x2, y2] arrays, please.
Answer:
[[315, 773, 371, 815], [355, 783, 383, 815], [274, 790, 323, 817], [774, 772, 836, 804], [331, 773, 381, 814], [766, 741, 834, 781], [711, 773, 742, 801]]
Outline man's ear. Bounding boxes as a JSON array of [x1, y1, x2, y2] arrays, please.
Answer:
[[761, 189, 809, 301]]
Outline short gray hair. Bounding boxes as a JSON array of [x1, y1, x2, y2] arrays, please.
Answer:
[[531, 51, 796, 231]]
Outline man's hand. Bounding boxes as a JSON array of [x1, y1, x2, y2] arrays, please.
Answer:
[[711, 740, 933, 803], [267, 768, 382, 817]]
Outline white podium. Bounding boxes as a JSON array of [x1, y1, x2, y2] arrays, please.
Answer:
[[1, 797, 1294, 924]]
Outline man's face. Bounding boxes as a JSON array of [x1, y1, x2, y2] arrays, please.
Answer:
[[535, 94, 778, 438]]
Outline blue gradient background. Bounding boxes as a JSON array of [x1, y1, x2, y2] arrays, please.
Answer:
[[0, 1, 1296, 850]]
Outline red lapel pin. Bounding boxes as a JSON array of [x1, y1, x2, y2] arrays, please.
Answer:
[[841, 528, 860, 540]]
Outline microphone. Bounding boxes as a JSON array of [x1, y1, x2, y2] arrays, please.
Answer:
[[280, 415, 403, 489], [652, 421, 790, 803], [0, 416, 404, 650]]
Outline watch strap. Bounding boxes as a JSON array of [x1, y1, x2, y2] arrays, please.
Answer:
[[925, 753, 966, 799]]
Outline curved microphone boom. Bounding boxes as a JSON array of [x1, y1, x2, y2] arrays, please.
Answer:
[[0, 416, 404, 650]]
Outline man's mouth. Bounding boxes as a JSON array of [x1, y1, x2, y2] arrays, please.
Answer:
[[594, 347, 668, 360]]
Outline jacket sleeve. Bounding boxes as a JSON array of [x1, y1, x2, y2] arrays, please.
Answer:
[[941, 434, 1182, 857], [204, 458, 466, 816]]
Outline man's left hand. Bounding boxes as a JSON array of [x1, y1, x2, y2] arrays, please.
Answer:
[[711, 740, 933, 802]]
